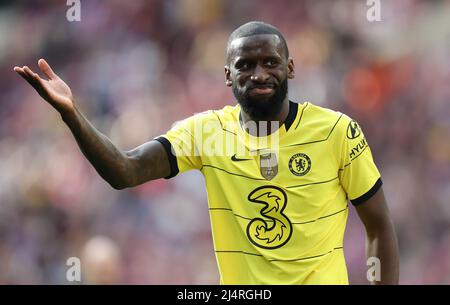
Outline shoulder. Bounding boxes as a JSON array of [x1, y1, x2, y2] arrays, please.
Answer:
[[310, 104, 364, 142], [181, 104, 238, 123], [209, 104, 240, 126], [297, 103, 366, 151], [169, 104, 239, 133], [298, 103, 348, 139], [304, 103, 344, 123], [310, 104, 370, 154]]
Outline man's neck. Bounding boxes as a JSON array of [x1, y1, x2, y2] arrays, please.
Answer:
[[240, 99, 290, 137]]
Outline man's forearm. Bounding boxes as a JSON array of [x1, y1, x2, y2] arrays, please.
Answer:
[[365, 221, 399, 285], [60, 106, 132, 189]]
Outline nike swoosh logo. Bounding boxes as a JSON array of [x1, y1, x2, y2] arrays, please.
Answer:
[[231, 154, 252, 162]]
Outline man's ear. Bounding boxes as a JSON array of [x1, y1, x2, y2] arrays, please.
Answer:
[[287, 57, 295, 79], [224, 66, 232, 87]]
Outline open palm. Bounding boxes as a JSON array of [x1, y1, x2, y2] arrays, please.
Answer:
[[14, 59, 74, 114]]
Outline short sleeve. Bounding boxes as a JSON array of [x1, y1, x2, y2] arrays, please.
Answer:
[[154, 114, 202, 179], [337, 115, 382, 205]]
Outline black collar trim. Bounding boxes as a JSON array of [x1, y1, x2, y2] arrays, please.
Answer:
[[284, 101, 298, 132]]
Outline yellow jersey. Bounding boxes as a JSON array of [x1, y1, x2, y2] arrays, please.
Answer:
[[155, 101, 382, 284]]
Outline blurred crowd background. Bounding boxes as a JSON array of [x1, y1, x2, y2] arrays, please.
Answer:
[[0, 0, 449, 284]]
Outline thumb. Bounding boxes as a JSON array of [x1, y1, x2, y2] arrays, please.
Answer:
[[38, 58, 57, 80]]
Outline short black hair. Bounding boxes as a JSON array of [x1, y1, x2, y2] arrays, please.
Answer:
[[226, 21, 289, 62]]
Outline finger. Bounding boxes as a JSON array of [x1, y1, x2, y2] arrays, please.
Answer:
[[21, 66, 47, 92], [23, 66, 41, 84], [16, 68, 39, 88], [14, 67, 28, 79], [23, 66, 45, 84], [23, 66, 37, 78], [16, 66, 34, 81], [14, 67, 29, 80], [38, 58, 57, 80], [14, 66, 42, 92]]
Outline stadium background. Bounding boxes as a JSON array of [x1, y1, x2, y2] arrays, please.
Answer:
[[0, 0, 449, 284]]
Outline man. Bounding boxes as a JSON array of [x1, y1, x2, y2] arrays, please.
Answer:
[[14, 21, 399, 284]]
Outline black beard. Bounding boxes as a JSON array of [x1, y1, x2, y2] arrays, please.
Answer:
[[233, 78, 288, 121]]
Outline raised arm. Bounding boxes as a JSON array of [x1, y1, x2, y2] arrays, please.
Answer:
[[14, 59, 170, 189], [355, 187, 399, 284]]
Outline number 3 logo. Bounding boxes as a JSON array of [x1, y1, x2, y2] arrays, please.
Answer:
[[246, 186, 293, 249]]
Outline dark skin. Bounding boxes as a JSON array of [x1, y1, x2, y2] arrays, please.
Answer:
[[225, 34, 294, 135], [355, 188, 399, 284], [13, 60, 171, 189], [14, 34, 398, 284]]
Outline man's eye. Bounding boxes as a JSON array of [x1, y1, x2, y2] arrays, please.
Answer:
[[265, 60, 277, 67], [237, 62, 250, 70]]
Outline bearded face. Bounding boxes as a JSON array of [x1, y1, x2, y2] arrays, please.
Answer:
[[225, 34, 294, 121]]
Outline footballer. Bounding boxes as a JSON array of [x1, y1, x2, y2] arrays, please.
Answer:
[[14, 21, 399, 284]]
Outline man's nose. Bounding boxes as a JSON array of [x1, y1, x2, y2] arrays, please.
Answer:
[[250, 64, 269, 83]]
